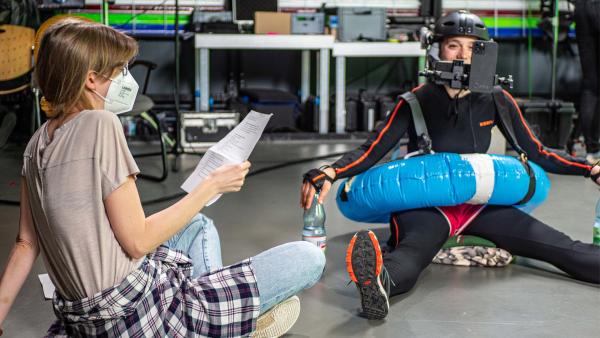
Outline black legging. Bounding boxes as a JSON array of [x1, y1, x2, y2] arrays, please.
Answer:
[[575, 0, 600, 154], [383, 206, 600, 297]]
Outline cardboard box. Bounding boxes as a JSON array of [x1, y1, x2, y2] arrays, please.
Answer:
[[254, 12, 291, 34]]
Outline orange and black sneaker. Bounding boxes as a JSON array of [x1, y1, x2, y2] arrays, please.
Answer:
[[346, 230, 390, 320]]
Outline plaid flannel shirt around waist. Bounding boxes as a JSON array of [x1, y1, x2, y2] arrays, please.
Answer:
[[46, 246, 260, 337]]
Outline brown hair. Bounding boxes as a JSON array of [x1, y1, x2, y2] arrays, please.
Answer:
[[35, 19, 138, 118]]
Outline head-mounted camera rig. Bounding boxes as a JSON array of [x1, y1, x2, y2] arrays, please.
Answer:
[[419, 33, 513, 93]]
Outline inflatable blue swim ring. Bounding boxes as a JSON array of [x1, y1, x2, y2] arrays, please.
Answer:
[[336, 153, 550, 223]]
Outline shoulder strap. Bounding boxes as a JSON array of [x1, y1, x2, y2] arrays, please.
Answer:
[[491, 86, 536, 205], [400, 91, 432, 154]]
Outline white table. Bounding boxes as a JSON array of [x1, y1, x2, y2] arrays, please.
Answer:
[[194, 34, 335, 134], [332, 41, 425, 133]]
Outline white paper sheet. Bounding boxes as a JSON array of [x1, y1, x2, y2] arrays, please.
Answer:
[[38, 273, 55, 300], [181, 111, 271, 205]]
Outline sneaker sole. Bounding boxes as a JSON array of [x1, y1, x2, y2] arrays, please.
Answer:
[[346, 230, 388, 320], [252, 295, 300, 338]]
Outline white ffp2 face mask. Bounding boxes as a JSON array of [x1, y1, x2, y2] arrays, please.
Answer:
[[94, 71, 139, 115]]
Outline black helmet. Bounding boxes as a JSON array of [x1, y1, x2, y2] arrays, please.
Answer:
[[433, 10, 489, 42]]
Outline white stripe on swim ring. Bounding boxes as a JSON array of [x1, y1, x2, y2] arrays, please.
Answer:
[[460, 154, 495, 205]]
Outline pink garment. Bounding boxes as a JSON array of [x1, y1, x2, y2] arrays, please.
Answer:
[[436, 204, 487, 236]]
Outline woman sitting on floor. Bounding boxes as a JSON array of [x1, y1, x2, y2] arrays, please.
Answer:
[[0, 19, 325, 337]]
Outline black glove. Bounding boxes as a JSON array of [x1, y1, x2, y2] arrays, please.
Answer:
[[303, 168, 334, 191]]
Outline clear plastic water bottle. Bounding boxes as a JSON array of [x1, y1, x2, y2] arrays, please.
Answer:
[[594, 197, 600, 246], [303, 193, 327, 251]]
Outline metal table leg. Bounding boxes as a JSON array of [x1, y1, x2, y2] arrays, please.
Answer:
[[194, 48, 200, 111], [318, 48, 329, 134], [301, 50, 310, 103], [200, 48, 210, 112], [335, 56, 346, 133]]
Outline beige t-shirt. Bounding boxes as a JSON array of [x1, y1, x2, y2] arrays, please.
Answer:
[[22, 110, 142, 300]]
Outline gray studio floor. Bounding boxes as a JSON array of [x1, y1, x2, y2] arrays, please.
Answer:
[[1, 141, 599, 337]]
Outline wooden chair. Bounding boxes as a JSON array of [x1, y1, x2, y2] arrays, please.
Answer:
[[0, 24, 36, 136]]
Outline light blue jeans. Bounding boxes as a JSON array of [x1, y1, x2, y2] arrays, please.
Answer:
[[165, 213, 326, 313]]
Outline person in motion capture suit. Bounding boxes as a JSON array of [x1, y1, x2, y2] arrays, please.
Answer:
[[573, 0, 600, 163], [299, 10, 600, 320]]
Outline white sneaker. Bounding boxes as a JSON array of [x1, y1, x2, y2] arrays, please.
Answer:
[[252, 296, 301, 338], [586, 151, 600, 165]]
